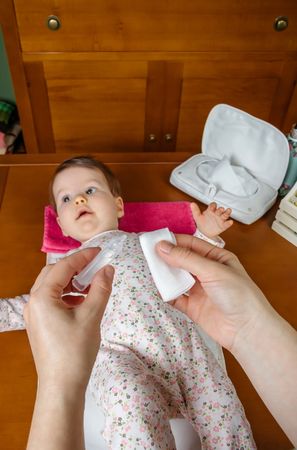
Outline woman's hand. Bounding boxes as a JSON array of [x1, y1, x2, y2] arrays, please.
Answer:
[[24, 247, 114, 391], [157, 234, 297, 447], [156, 234, 271, 353]]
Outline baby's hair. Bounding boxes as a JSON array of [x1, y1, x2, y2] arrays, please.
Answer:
[[49, 156, 121, 209]]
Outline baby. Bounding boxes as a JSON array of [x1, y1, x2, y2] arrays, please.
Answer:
[[0, 156, 255, 450]]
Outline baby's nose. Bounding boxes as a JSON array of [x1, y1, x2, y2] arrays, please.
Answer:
[[75, 194, 87, 205]]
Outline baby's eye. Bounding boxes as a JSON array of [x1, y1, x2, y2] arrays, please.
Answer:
[[86, 187, 97, 195], [62, 195, 71, 203]]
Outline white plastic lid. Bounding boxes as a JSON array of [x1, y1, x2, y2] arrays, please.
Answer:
[[202, 104, 289, 190]]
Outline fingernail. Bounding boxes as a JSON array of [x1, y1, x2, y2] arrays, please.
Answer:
[[104, 265, 114, 279], [159, 241, 174, 254]]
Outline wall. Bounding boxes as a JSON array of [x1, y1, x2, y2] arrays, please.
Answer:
[[0, 26, 16, 103]]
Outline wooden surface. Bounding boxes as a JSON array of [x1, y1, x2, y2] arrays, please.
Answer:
[[0, 153, 296, 449], [2, 1, 297, 153], [12, 0, 297, 53]]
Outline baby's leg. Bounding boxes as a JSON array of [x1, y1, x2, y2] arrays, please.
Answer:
[[94, 349, 177, 450], [175, 344, 256, 449]]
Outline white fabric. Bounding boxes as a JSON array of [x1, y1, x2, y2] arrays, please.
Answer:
[[0, 294, 29, 331], [198, 155, 258, 196], [194, 227, 225, 248], [84, 384, 201, 450], [139, 228, 195, 302]]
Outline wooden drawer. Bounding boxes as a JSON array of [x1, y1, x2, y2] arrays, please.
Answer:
[[14, 0, 297, 53]]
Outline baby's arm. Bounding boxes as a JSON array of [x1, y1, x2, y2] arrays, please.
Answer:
[[0, 294, 29, 332], [0, 255, 68, 332], [191, 202, 233, 247]]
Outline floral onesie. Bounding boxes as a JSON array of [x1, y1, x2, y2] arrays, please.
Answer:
[[0, 230, 256, 450]]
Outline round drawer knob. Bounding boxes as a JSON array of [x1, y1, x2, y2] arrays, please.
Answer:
[[47, 15, 61, 31], [148, 134, 156, 142], [274, 16, 288, 32], [164, 133, 173, 142]]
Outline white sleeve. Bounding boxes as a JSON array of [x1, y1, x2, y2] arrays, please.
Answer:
[[0, 254, 65, 333], [0, 294, 29, 332], [193, 228, 225, 248]]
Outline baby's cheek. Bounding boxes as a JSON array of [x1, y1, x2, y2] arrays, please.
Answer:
[[58, 213, 73, 235]]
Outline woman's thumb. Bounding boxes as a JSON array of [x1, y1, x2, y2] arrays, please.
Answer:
[[156, 240, 216, 280]]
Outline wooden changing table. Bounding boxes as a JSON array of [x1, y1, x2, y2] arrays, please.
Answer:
[[0, 153, 296, 449]]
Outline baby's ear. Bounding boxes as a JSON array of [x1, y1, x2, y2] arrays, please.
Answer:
[[116, 197, 124, 218], [56, 216, 69, 237]]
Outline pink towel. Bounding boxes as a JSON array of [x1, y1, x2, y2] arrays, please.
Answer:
[[41, 202, 196, 253]]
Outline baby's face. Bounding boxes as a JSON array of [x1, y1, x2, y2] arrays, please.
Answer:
[[52, 166, 124, 242]]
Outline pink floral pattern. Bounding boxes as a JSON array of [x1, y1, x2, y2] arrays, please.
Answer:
[[89, 231, 256, 449]]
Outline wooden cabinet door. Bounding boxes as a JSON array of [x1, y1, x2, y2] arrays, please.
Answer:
[[24, 55, 297, 153], [176, 57, 297, 151], [25, 59, 147, 152]]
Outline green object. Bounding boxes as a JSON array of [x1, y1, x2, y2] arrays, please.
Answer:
[[0, 101, 15, 124], [0, 100, 17, 132]]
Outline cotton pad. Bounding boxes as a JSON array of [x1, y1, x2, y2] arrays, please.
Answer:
[[139, 228, 195, 302]]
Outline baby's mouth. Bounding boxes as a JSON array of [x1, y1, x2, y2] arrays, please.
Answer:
[[76, 209, 93, 220]]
